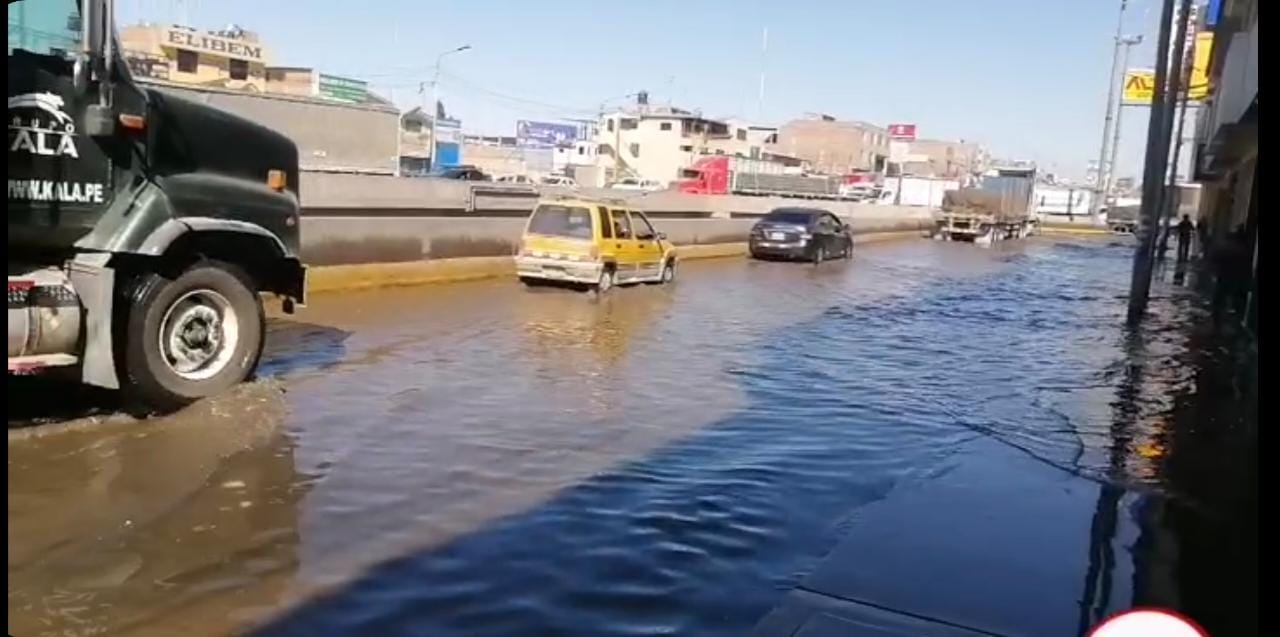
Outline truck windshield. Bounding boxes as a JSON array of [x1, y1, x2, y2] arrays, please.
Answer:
[[527, 205, 594, 239], [7, 0, 82, 58]]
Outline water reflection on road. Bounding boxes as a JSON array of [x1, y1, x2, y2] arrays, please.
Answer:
[[7, 239, 1254, 636]]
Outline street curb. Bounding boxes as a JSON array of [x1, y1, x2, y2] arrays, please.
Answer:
[[308, 231, 927, 294], [1039, 226, 1113, 236]]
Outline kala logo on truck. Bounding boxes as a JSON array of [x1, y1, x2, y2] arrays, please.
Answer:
[[8, 92, 80, 158]]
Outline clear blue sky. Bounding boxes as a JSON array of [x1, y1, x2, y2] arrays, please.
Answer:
[[119, 0, 1176, 181]]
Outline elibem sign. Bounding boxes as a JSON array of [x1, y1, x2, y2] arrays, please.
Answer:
[[165, 29, 264, 61]]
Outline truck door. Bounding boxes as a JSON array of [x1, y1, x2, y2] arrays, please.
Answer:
[[8, 0, 119, 250]]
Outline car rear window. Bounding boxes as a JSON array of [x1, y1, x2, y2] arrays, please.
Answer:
[[763, 211, 815, 225], [528, 205, 595, 239]]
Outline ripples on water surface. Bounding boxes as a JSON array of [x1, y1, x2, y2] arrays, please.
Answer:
[[259, 239, 1230, 637]]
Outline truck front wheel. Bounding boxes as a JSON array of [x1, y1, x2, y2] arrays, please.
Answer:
[[119, 261, 265, 411]]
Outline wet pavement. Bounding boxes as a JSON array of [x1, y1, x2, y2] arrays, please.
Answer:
[[7, 240, 1256, 636]]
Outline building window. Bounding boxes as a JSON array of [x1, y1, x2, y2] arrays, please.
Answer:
[[578, 146, 585, 155], [737, 128, 747, 141], [680, 145, 693, 152], [230, 58, 249, 80], [629, 143, 640, 157], [620, 118, 638, 130], [607, 118, 615, 132], [659, 122, 672, 131], [177, 49, 198, 73]]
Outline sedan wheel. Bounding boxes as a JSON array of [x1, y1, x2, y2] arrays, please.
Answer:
[[812, 245, 826, 265]]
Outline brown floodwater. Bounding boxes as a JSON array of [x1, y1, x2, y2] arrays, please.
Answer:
[[7, 239, 1255, 636]]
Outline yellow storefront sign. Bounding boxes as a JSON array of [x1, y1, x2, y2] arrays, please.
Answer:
[[1122, 32, 1213, 104]]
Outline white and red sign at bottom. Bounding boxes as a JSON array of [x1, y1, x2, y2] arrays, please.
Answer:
[[1088, 609, 1208, 637]]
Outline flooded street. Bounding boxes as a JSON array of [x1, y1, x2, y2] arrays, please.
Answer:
[[7, 239, 1255, 636]]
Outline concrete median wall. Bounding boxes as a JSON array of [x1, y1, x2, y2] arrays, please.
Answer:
[[300, 214, 932, 267], [296, 173, 935, 267]]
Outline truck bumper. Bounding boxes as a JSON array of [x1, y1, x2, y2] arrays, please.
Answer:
[[515, 256, 604, 284]]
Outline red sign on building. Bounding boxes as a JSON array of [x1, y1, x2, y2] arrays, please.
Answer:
[[887, 123, 917, 141]]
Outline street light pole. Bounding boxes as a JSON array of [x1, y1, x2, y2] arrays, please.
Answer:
[[1101, 35, 1143, 210], [1090, 0, 1129, 217], [428, 45, 471, 172]]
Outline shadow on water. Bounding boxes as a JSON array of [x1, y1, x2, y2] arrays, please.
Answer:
[[1077, 259, 1257, 637], [257, 319, 352, 380]]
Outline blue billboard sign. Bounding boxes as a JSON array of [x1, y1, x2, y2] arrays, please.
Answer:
[[1205, 0, 1222, 27], [516, 120, 579, 148]]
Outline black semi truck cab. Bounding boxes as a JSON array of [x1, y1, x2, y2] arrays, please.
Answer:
[[8, 0, 306, 409]]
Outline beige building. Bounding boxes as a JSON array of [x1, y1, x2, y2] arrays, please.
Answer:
[[705, 119, 779, 159], [595, 106, 733, 184], [263, 66, 317, 97], [120, 23, 269, 91], [774, 116, 889, 174], [901, 139, 990, 179]]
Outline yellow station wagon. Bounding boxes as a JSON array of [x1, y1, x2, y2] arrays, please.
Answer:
[[516, 197, 677, 292]]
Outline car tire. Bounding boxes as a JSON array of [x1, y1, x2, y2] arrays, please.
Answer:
[[660, 260, 676, 284], [118, 261, 265, 412], [812, 244, 826, 265]]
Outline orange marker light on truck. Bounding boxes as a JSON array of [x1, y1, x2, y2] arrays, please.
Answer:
[[118, 113, 146, 131], [267, 170, 288, 192]]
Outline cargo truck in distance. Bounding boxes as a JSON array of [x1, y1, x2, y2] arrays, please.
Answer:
[[8, 0, 306, 410], [678, 156, 845, 199], [935, 165, 1037, 245]]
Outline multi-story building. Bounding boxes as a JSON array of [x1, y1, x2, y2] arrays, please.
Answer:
[[594, 105, 732, 184], [120, 23, 269, 90], [705, 119, 779, 159], [1191, 0, 1257, 329], [773, 115, 889, 174], [901, 138, 989, 180]]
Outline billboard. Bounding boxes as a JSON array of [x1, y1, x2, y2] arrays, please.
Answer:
[[516, 120, 579, 148], [1122, 33, 1213, 104], [318, 74, 368, 104], [887, 123, 917, 141]]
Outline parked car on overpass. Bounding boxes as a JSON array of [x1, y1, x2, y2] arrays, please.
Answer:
[[495, 174, 535, 185], [433, 165, 491, 181], [609, 178, 665, 192], [540, 175, 579, 189]]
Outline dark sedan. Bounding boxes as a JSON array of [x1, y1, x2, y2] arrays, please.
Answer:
[[749, 208, 854, 262]]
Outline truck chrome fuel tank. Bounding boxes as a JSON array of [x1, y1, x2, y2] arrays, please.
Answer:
[[8, 267, 81, 358]]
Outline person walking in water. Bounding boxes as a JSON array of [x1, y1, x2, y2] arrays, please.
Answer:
[[1176, 214, 1195, 263]]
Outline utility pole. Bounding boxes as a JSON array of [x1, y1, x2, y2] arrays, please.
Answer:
[[1158, 3, 1198, 255], [1090, 0, 1129, 217], [428, 45, 471, 172], [1102, 35, 1143, 210], [1127, 0, 1183, 323]]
